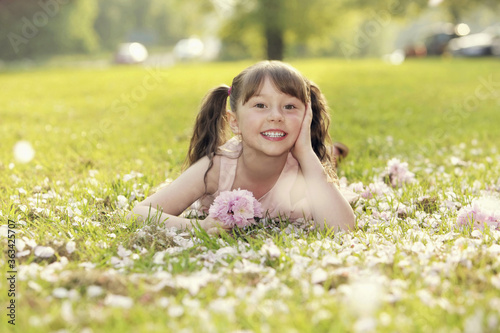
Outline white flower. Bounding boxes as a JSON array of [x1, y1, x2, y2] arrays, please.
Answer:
[[79, 262, 96, 270], [491, 274, 500, 289], [123, 171, 143, 182], [17, 250, 30, 257], [487, 244, 500, 255], [347, 279, 383, 317], [28, 281, 42, 292], [0, 225, 8, 238], [87, 285, 103, 298], [464, 310, 484, 333], [104, 294, 133, 308], [209, 298, 237, 316], [157, 297, 170, 308], [311, 268, 328, 284], [88, 169, 99, 178], [66, 241, 76, 254], [450, 156, 466, 166], [411, 241, 426, 253], [215, 246, 238, 259], [16, 238, 26, 251], [471, 230, 483, 238], [61, 300, 74, 323], [260, 239, 281, 259], [117, 245, 132, 258], [175, 270, 219, 296], [322, 254, 342, 266], [34, 246, 55, 258], [353, 316, 377, 333], [416, 289, 434, 306], [52, 287, 69, 299], [116, 195, 128, 209], [168, 305, 184, 317], [152, 251, 166, 265]]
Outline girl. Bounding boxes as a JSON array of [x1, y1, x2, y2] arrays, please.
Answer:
[[130, 61, 355, 233]]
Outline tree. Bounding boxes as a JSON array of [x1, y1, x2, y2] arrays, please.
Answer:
[[260, 0, 284, 60], [0, 0, 98, 60], [350, 0, 500, 25], [437, 0, 500, 24], [219, 0, 347, 60], [93, 0, 137, 50], [93, 0, 213, 49]]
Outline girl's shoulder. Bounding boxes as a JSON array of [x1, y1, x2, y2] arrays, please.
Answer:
[[178, 154, 222, 196], [217, 137, 242, 158], [194, 137, 240, 196], [202, 154, 222, 196]]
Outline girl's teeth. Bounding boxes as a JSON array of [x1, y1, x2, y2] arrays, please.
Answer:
[[263, 132, 285, 137]]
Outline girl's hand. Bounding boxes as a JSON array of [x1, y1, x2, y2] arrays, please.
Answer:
[[291, 102, 314, 162], [199, 216, 232, 235]]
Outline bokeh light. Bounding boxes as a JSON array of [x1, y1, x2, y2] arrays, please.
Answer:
[[13, 140, 35, 163], [455, 23, 471, 36]]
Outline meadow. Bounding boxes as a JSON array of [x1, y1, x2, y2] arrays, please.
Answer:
[[1, 58, 500, 333]]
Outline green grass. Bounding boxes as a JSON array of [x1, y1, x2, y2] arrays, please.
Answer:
[[1, 58, 500, 332]]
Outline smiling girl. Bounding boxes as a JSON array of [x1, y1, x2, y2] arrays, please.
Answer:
[[130, 61, 355, 233]]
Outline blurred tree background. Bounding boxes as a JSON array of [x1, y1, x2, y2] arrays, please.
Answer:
[[0, 0, 499, 62]]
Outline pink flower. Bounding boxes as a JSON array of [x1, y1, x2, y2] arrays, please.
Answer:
[[384, 158, 415, 187], [456, 197, 500, 230], [348, 182, 365, 193], [361, 181, 392, 199], [208, 189, 263, 228]]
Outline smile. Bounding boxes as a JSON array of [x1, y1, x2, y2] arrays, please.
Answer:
[[261, 131, 287, 138]]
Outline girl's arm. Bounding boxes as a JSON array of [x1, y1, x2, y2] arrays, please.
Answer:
[[292, 104, 355, 231], [128, 156, 228, 233], [297, 151, 355, 231]]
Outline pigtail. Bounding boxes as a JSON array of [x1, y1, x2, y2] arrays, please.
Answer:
[[185, 85, 230, 169], [309, 83, 339, 185], [309, 83, 332, 162]]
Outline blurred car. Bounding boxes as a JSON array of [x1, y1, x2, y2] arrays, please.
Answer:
[[423, 23, 463, 56], [404, 23, 469, 57], [114, 42, 148, 64], [448, 24, 500, 57], [173, 37, 204, 60]]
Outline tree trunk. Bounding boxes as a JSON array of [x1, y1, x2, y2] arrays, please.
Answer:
[[265, 26, 284, 60], [449, 5, 461, 25], [261, 0, 284, 60]]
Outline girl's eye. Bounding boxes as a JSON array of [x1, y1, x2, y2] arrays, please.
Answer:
[[284, 104, 296, 110], [255, 103, 266, 108]]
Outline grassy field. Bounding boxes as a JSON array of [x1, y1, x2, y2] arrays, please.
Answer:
[[1, 58, 500, 333]]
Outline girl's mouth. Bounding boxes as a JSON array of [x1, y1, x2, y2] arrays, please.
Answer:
[[261, 130, 287, 140]]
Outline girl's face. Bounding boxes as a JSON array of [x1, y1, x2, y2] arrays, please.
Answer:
[[228, 76, 306, 158]]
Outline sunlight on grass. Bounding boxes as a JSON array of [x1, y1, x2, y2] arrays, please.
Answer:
[[1, 58, 500, 332]]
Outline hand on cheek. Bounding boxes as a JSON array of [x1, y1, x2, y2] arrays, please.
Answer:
[[291, 102, 313, 161]]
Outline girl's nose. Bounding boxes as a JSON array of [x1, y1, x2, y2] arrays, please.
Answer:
[[267, 106, 284, 122]]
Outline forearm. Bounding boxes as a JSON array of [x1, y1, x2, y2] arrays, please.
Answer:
[[129, 205, 197, 230], [298, 152, 355, 231]]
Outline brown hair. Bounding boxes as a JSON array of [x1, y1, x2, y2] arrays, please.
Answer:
[[186, 61, 338, 187]]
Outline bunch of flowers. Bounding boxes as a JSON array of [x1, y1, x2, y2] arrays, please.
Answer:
[[208, 189, 263, 228], [456, 196, 500, 230]]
